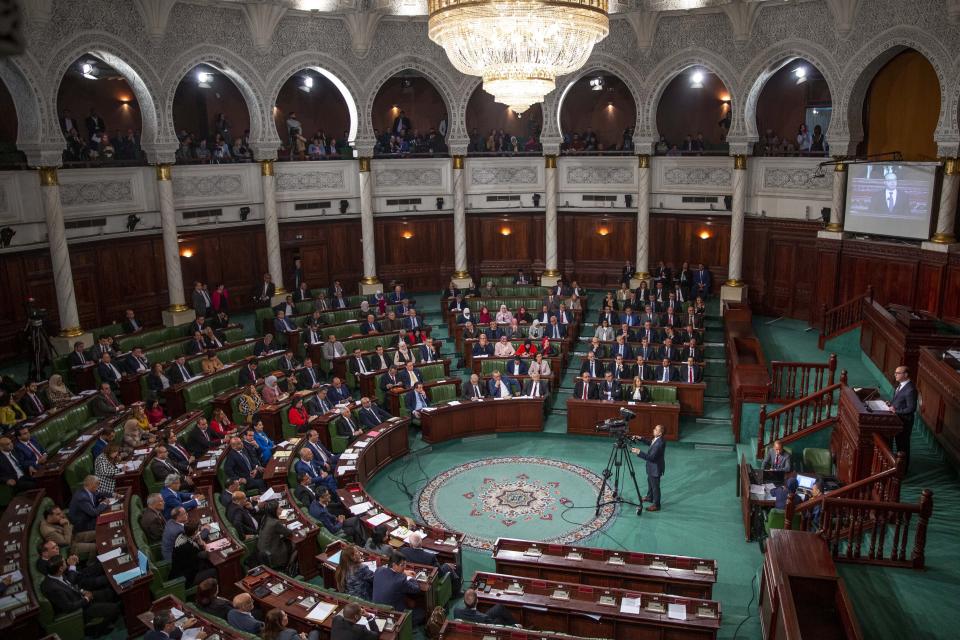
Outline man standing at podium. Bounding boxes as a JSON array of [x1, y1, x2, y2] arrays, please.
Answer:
[[888, 366, 918, 472], [631, 424, 666, 512]]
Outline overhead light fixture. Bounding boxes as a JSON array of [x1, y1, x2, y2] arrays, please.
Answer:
[[690, 70, 704, 89], [794, 66, 807, 84], [300, 76, 314, 93], [590, 77, 604, 91], [81, 62, 97, 80], [428, 0, 610, 114], [197, 71, 212, 88]]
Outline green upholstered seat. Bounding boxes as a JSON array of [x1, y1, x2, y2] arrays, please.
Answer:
[[649, 386, 678, 403], [30, 495, 85, 640], [428, 383, 458, 404], [803, 447, 833, 476], [764, 507, 801, 534]]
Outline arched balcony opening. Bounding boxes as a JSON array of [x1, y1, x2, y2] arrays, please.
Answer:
[[172, 63, 252, 164], [859, 49, 940, 160], [0, 78, 22, 167], [655, 68, 730, 156], [755, 59, 832, 157], [274, 67, 355, 161], [56, 55, 145, 166], [371, 71, 449, 157], [557, 73, 636, 155], [465, 84, 543, 155]]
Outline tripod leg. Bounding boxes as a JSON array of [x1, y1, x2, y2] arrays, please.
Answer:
[[622, 450, 645, 514]]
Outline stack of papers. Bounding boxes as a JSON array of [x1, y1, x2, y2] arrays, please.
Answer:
[[97, 548, 123, 563], [620, 597, 641, 614], [305, 601, 337, 623], [259, 488, 280, 503], [366, 512, 391, 527], [348, 501, 372, 514], [668, 603, 687, 620]]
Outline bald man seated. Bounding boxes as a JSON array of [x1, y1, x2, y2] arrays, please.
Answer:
[[454, 588, 519, 626]]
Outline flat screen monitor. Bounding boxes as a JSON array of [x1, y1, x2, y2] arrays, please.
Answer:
[[843, 162, 937, 240], [797, 474, 817, 491]]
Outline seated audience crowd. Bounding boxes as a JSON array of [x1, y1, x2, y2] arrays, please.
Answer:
[[60, 107, 143, 163]]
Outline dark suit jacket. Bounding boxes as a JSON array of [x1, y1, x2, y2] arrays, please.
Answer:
[[579, 360, 603, 378], [187, 427, 216, 457], [573, 380, 599, 400], [226, 502, 258, 537], [167, 363, 193, 385], [522, 379, 549, 398], [871, 189, 912, 216], [472, 343, 494, 357], [761, 449, 792, 472], [892, 380, 918, 425], [0, 452, 25, 484], [682, 364, 703, 383], [358, 405, 390, 427], [67, 351, 90, 367], [348, 356, 371, 378], [371, 566, 420, 611], [224, 448, 256, 482], [655, 365, 679, 382], [123, 354, 150, 375], [487, 379, 511, 398], [298, 366, 322, 389], [41, 575, 85, 615], [405, 390, 431, 412], [68, 488, 108, 532], [636, 436, 666, 477], [598, 380, 622, 401], [361, 322, 382, 335], [139, 508, 166, 543], [327, 384, 352, 404], [330, 615, 379, 640], [379, 373, 402, 393], [462, 382, 487, 400], [97, 361, 122, 387]]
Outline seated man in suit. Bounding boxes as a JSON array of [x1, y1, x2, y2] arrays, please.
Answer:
[[522, 372, 549, 399], [298, 357, 323, 390], [122, 308, 144, 333], [41, 555, 121, 636], [403, 309, 425, 333], [228, 593, 264, 634], [150, 445, 195, 491], [405, 382, 432, 420], [638, 321, 659, 345], [419, 337, 440, 363], [187, 314, 207, 336], [123, 347, 150, 375], [327, 377, 353, 404], [660, 338, 680, 363], [335, 406, 364, 443], [308, 486, 352, 535], [579, 352, 602, 379], [13, 425, 47, 472], [226, 491, 259, 539], [68, 475, 113, 533], [379, 366, 403, 395], [360, 313, 382, 335], [399, 531, 462, 593], [544, 316, 566, 340], [90, 382, 125, 418], [67, 341, 90, 367], [0, 436, 36, 492], [19, 381, 47, 417], [762, 439, 792, 472], [272, 294, 295, 318], [91, 335, 116, 362], [253, 334, 277, 357], [166, 355, 194, 385], [224, 436, 266, 492], [187, 417, 219, 457], [303, 428, 339, 471], [487, 371, 512, 398], [358, 396, 391, 427], [307, 387, 334, 416], [682, 357, 703, 383], [454, 587, 518, 627], [598, 371, 622, 401], [472, 334, 494, 357], [203, 326, 225, 350], [506, 355, 528, 377], [160, 474, 200, 519], [398, 361, 422, 388], [348, 349, 372, 382], [462, 373, 487, 401], [573, 372, 599, 400], [372, 553, 425, 624], [187, 331, 207, 355], [609, 335, 633, 361], [147, 609, 204, 640], [294, 448, 338, 495], [655, 357, 679, 383], [238, 359, 260, 386], [683, 337, 703, 363], [633, 356, 653, 381], [607, 355, 628, 381], [331, 602, 380, 640], [138, 492, 167, 544], [96, 353, 124, 390]]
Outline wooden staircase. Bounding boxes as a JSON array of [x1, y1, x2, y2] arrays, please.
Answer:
[[768, 353, 838, 404], [818, 286, 873, 349], [756, 371, 847, 460]]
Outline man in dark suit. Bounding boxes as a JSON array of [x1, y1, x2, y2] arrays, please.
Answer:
[[579, 352, 602, 378], [870, 171, 912, 216], [693, 264, 711, 297], [372, 553, 424, 623], [293, 282, 311, 303], [186, 331, 207, 355], [192, 282, 212, 317], [90, 382, 124, 417], [187, 417, 218, 457], [294, 449, 338, 495], [139, 493, 167, 544], [380, 366, 402, 395], [522, 373, 549, 399], [399, 531, 462, 593], [336, 407, 364, 442], [360, 314, 382, 335], [298, 357, 323, 390], [67, 341, 90, 367], [331, 602, 380, 640], [226, 491, 259, 539], [0, 436, 36, 492], [487, 372, 511, 398], [166, 356, 193, 385], [160, 476, 199, 519], [358, 397, 391, 427], [598, 372, 622, 401], [348, 349, 372, 380], [20, 381, 47, 417], [68, 475, 112, 533], [681, 358, 703, 383], [304, 429, 339, 471], [607, 355, 628, 381], [889, 365, 918, 471], [462, 374, 487, 400], [631, 424, 666, 511], [123, 347, 150, 375], [472, 335, 494, 357], [655, 358, 678, 383], [41, 555, 120, 635], [274, 310, 297, 336], [150, 446, 194, 491], [253, 273, 275, 305], [392, 110, 411, 135], [660, 338, 679, 363], [238, 360, 260, 386], [327, 377, 353, 404], [13, 426, 47, 471], [307, 388, 334, 416], [761, 440, 792, 472], [454, 588, 517, 627], [506, 356, 528, 377], [84, 108, 105, 139], [405, 382, 431, 420], [121, 308, 143, 334], [146, 608, 203, 640], [419, 337, 440, 363], [96, 353, 123, 390], [397, 362, 422, 388], [224, 437, 266, 492], [573, 372, 598, 400], [545, 316, 566, 340], [610, 336, 633, 361]]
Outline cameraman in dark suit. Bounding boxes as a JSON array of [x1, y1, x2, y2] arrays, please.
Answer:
[[631, 424, 666, 512], [888, 365, 918, 472]]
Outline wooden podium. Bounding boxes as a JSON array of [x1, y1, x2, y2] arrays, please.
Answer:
[[861, 300, 960, 380], [831, 385, 902, 483]]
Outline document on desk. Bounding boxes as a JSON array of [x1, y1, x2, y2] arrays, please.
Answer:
[[620, 597, 641, 615], [348, 501, 373, 515], [366, 512, 392, 527], [114, 566, 143, 585], [181, 629, 202, 640], [258, 487, 279, 503], [867, 400, 892, 412], [97, 547, 123, 563], [195, 459, 216, 469], [305, 601, 338, 623], [339, 453, 359, 460], [668, 603, 687, 620]]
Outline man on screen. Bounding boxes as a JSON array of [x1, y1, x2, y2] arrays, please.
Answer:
[[871, 171, 911, 216]]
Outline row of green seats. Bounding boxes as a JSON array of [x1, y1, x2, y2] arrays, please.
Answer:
[[142, 414, 203, 494], [461, 297, 557, 315], [180, 354, 282, 415], [372, 362, 447, 406], [130, 494, 196, 601], [30, 495, 85, 640], [29, 398, 99, 453], [397, 382, 459, 421], [464, 285, 547, 297], [113, 324, 193, 352]]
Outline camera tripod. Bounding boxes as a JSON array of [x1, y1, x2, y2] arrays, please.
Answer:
[[23, 317, 57, 382], [595, 432, 645, 516]]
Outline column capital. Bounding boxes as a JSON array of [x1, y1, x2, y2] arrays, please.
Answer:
[[733, 154, 747, 170], [637, 154, 650, 169], [943, 156, 959, 176], [358, 157, 372, 172], [452, 155, 465, 170], [155, 163, 173, 181], [545, 155, 557, 169], [833, 158, 848, 172], [260, 159, 275, 177], [38, 166, 59, 187]]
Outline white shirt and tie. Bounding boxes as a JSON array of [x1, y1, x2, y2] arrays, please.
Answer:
[[308, 329, 321, 344], [176, 362, 191, 381], [886, 190, 897, 211], [356, 357, 368, 374], [528, 381, 540, 397], [3, 451, 23, 479], [551, 324, 561, 339], [661, 367, 671, 382], [471, 384, 483, 399], [304, 368, 318, 386]]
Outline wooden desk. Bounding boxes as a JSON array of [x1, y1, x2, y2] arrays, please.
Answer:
[[0, 491, 42, 635], [724, 303, 769, 442], [262, 436, 301, 489], [338, 483, 463, 570], [335, 418, 411, 486], [419, 398, 545, 444], [190, 443, 229, 490], [586, 370, 706, 415], [565, 398, 680, 440], [189, 486, 246, 598], [238, 566, 408, 638], [492, 538, 716, 599], [276, 487, 323, 579], [861, 300, 960, 381], [68, 363, 97, 392], [386, 378, 462, 417], [737, 455, 778, 542], [759, 529, 862, 640], [439, 621, 592, 640], [916, 347, 960, 465], [316, 539, 438, 610], [95, 493, 154, 636], [136, 594, 247, 640], [831, 386, 901, 484], [472, 571, 721, 640]]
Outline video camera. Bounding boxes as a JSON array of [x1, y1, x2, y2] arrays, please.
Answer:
[[594, 407, 637, 434], [25, 298, 48, 328]]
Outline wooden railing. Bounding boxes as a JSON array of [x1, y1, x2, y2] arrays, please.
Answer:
[[756, 372, 846, 459], [769, 353, 838, 404], [818, 285, 873, 349]]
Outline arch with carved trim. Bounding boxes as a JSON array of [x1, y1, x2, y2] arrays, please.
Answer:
[[0, 56, 46, 155], [264, 51, 364, 145], [548, 55, 644, 143], [740, 39, 841, 143]]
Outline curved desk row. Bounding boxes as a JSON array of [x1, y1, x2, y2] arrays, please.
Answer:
[[0, 491, 42, 634], [419, 397, 545, 444], [565, 399, 680, 440]]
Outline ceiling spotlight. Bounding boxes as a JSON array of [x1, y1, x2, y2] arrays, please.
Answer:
[[197, 71, 212, 88], [794, 66, 807, 83], [690, 71, 704, 88], [81, 62, 97, 80], [300, 76, 314, 93], [590, 77, 604, 91]]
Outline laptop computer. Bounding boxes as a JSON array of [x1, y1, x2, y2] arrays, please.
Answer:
[[761, 469, 786, 486], [796, 474, 817, 496]]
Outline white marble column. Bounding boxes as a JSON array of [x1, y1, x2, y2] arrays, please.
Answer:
[[157, 164, 193, 327], [721, 154, 748, 302], [261, 160, 285, 302], [451, 155, 472, 288], [931, 157, 958, 244], [541, 154, 560, 286], [39, 167, 91, 352], [826, 159, 847, 232], [358, 157, 382, 294], [630, 154, 651, 289]]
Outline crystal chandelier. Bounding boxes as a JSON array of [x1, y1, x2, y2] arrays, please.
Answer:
[[428, 0, 610, 113]]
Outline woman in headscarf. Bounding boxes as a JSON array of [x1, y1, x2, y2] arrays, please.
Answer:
[[261, 375, 284, 404], [528, 318, 543, 339], [515, 306, 532, 324], [393, 341, 416, 366], [540, 336, 556, 357], [515, 338, 537, 358], [457, 306, 473, 325], [45, 374, 73, 408], [123, 417, 154, 449], [478, 306, 492, 324], [359, 300, 370, 317], [495, 304, 513, 324]]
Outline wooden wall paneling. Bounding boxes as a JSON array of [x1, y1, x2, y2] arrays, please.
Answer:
[[915, 249, 948, 316], [812, 236, 841, 325], [466, 213, 544, 276], [941, 256, 960, 321], [558, 212, 634, 288], [837, 240, 919, 308], [376, 216, 454, 291]]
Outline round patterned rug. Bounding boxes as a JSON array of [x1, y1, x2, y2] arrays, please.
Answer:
[[415, 456, 617, 551]]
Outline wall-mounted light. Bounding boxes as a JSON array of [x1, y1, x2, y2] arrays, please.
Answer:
[[401, 230, 414, 240], [690, 70, 704, 89], [339, 200, 349, 214], [126, 214, 141, 232], [720, 94, 731, 104], [0, 227, 15, 248], [597, 226, 610, 236], [606, 102, 614, 111], [500, 226, 512, 236], [391, 104, 399, 112], [180, 248, 194, 258], [590, 77, 603, 91], [698, 229, 712, 240]]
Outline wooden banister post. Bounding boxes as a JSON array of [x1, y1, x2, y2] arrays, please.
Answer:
[[912, 489, 934, 568], [828, 353, 837, 385], [840, 370, 848, 386], [757, 404, 767, 459], [784, 493, 796, 530], [866, 284, 874, 302]]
